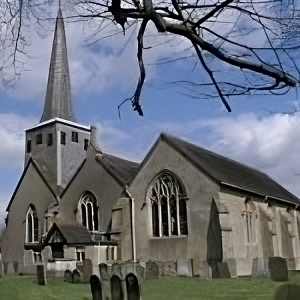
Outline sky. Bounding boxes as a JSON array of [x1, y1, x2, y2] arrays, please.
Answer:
[[1, 6, 300, 226]]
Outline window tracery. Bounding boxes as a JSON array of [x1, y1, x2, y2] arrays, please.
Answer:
[[79, 192, 98, 231], [149, 172, 188, 237], [26, 205, 38, 243]]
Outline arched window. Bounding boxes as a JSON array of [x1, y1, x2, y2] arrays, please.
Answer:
[[26, 205, 38, 243], [242, 198, 257, 243], [79, 192, 99, 231], [149, 172, 188, 237]]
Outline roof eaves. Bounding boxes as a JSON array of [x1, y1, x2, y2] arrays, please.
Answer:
[[220, 182, 300, 206], [6, 158, 32, 212]]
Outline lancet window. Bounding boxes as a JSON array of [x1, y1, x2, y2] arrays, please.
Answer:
[[149, 172, 188, 237], [79, 192, 99, 231], [26, 205, 38, 243], [243, 199, 257, 243]]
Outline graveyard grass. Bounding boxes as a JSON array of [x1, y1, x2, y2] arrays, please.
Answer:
[[0, 272, 300, 300]]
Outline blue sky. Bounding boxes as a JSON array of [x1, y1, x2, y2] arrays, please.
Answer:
[[1, 11, 300, 225]]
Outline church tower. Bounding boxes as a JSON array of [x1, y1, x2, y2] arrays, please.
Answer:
[[24, 8, 91, 187]]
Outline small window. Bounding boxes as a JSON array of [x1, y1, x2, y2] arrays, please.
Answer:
[[51, 244, 64, 259], [60, 132, 66, 145], [72, 131, 78, 143], [47, 133, 53, 146], [36, 134, 43, 145], [76, 248, 85, 262], [26, 140, 32, 153], [84, 139, 89, 150]]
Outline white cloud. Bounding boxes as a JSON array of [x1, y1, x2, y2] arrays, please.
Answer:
[[0, 113, 36, 169], [153, 113, 300, 198]]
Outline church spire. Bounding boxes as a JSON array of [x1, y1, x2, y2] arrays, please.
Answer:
[[40, 7, 76, 123]]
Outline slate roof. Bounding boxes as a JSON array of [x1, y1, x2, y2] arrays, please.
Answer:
[[96, 153, 140, 186], [161, 133, 300, 205], [44, 223, 94, 245]]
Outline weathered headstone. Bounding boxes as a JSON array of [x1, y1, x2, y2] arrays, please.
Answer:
[[126, 274, 140, 300], [0, 254, 3, 278], [90, 275, 102, 300], [177, 258, 192, 277], [99, 263, 109, 280], [111, 275, 124, 300], [13, 262, 18, 274], [3, 263, 8, 275], [274, 284, 300, 300], [73, 269, 81, 283], [64, 270, 73, 283], [145, 261, 159, 279], [36, 264, 47, 285], [217, 262, 231, 278], [269, 257, 288, 282], [83, 259, 93, 283]]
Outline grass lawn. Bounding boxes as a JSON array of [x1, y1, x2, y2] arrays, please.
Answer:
[[0, 272, 299, 300]]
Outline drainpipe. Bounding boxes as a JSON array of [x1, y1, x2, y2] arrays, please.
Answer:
[[125, 187, 137, 263]]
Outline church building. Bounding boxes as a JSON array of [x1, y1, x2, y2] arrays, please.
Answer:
[[1, 8, 300, 279]]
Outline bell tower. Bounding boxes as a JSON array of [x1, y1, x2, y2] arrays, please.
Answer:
[[24, 8, 91, 187]]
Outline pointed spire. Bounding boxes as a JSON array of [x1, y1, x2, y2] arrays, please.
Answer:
[[40, 7, 76, 123]]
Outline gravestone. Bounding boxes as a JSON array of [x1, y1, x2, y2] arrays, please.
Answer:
[[177, 258, 192, 277], [83, 259, 93, 283], [36, 264, 47, 285], [273, 284, 300, 300], [269, 257, 288, 282], [73, 269, 81, 283], [64, 270, 73, 283], [0, 255, 3, 278], [217, 262, 231, 278], [3, 263, 8, 274], [126, 274, 140, 300], [111, 275, 124, 300], [13, 262, 18, 274], [145, 261, 159, 279], [99, 263, 109, 280], [90, 275, 102, 300]]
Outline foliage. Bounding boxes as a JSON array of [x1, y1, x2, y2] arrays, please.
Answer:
[[1, 0, 300, 114]]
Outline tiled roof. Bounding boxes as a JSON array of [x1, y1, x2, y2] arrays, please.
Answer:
[[161, 133, 300, 205], [44, 223, 94, 245], [96, 153, 139, 186]]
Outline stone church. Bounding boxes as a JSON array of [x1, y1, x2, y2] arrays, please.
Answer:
[[1, 8, 300, 279]]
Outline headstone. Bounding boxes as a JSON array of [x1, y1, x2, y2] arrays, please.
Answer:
[[36, 264, 47, 285], [176, 258, 192, 277], [135, 265, 145, 279], [13, 262, 18, 274], [252, 258, 269, 277], [73, 269, 81, 283], [269, 257, 288, 282], [126, 274, 140, 300], [111, 275, 124, 300], [274, 284, 300, 300], [99, 263, 109, 280], [145, 261, 159, 279], [83, 259, 93, 283], [64, 270, 73, 283], [90, 275, 102, 300], [3, 263, 8, 274], [217, 262, 231, 278], [0, 255, 3, 278]]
